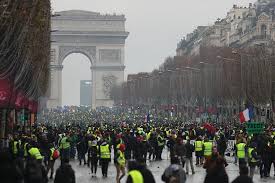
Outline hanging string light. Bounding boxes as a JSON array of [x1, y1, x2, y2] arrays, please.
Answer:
[[0, 0, 51, 102]]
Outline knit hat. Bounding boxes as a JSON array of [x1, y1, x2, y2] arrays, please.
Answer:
[[119, 144, 126, 152]]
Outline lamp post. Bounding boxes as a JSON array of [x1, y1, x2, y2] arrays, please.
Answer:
[[232, 50, 245, 102], [216, 55, 241, 122]]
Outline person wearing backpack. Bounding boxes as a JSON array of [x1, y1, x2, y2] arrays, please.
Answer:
[[87, 139, 99, 177], [59, 133, 71, 165], [47, 143, 59, 179]]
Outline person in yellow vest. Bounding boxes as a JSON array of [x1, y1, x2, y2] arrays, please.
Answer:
[[28, 143, 43, 163], [87, 135, 93, 167], [195, 136, 203, 165], [23, 138, 30, 159], [59, 133, 71, 165], [248, 142, 259, 179], [47, 143, 57, 179], [114, 135, 123, 165], [88, 139, 99, 177], [126, 159, 156, 183], [203, 138, 213, 165], [116, 144, 126, 183], [156, 132, 165, 160], [87, 127, 92, 135], [128, 169, 144, 183], [11, 136, 21, 159], [235, 139, 247, 168], [100, 139, 111, 178]]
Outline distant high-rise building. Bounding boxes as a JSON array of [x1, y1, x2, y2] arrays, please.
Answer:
[[80, 80, 92, 106]]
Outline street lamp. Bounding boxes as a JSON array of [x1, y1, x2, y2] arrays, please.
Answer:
[[51, 14, 61, 17], [216, 55, 238, 62], [185, 66, 200, 72]]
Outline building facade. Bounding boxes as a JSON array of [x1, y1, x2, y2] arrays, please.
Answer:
[[80, 80, 92, 106], [177, 0, 275, 56], [175, 0, 275, 122]]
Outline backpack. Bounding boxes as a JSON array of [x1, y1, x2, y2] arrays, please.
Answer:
[[52, 149, 60, 159]]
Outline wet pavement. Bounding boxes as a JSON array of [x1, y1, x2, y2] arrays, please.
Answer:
[[49, 150, 275, 183]]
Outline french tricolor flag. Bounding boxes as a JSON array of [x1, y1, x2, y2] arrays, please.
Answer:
[[239, 107, 253, 123]]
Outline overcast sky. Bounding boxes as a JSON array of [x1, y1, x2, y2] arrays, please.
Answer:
[[51, 0, 252, 105]]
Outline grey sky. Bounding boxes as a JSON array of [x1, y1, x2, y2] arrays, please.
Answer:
[[52, 0, 252, 105]]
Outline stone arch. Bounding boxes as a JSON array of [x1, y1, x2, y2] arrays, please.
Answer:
[[58, 46, 96, 66], [48, 10, 128, 109]]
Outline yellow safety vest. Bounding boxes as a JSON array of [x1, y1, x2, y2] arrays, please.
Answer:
[[60, 137, 70, 149], [50, 148, 55, 160], [88, 141, 92, 148], [116, 143, 121, 150], [158, 136, 165, 146], [236, 143, 246, 159], [28, 147, 43, 160], [146, 132, 151, 140], [13, 141, 19, 155], [128, 170, 144, 183], [166, 130, 170, 137], [204, 142, 213, 156], [248, 148, 257, 163], [117, 150, 126, 166], [100, 144, 110, 159], [195, 141, 203, 151]]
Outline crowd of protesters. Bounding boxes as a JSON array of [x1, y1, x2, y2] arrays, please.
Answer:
[[0, 106, 275, 183]]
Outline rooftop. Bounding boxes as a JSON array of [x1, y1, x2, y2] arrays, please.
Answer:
[[52, 10, 126, 21]]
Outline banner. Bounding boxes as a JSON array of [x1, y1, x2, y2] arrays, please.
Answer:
[[246, 122, 264, 135], [226, 140, 235, 153], [190, 139, 235, 153]]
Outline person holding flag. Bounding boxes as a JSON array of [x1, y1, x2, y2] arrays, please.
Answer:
[[239, 105, 254, 123]]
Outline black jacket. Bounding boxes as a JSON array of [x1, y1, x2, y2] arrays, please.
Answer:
[[185, 142, 194, 158], [54, 163, 75, 183], [174, 143, 186, 157]]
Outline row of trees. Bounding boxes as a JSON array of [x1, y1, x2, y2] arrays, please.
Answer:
[[111, 46, 275, 122], [0, 0, 51, 137]]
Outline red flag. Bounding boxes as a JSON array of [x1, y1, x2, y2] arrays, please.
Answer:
[[203, 122, 216, 134], [239, 112, 245, 123]]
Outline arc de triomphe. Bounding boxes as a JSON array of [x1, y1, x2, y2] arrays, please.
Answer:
[[47, 10, 128, 109]]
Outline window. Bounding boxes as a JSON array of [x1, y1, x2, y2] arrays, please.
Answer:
[[261, 24, 267, 37]]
